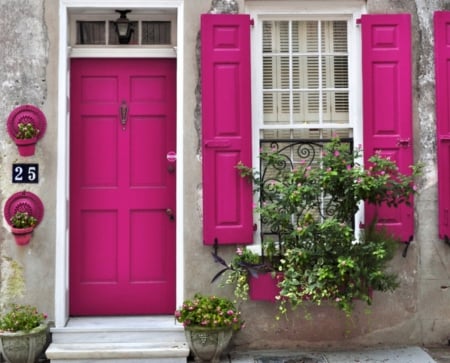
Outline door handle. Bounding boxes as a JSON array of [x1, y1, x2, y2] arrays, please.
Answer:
[[120, 100, 128, 130], [397, 138, 410, 147]]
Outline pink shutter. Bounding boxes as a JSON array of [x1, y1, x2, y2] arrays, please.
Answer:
[[435, 12, 450, 241], [201, 14, 253, 245], [360, 14, 414, 243]]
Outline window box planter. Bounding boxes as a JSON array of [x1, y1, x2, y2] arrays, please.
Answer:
[[249, 273, 283, 302]]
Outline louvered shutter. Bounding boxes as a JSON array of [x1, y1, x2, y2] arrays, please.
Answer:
[[435, 11, 450, 241], [201, 14, 253, 245], [360, 14, 414, 243]]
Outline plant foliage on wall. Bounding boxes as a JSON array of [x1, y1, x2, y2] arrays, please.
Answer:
[[212, 137, 422, 316]]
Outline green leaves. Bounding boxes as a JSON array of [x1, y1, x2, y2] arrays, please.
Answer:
[[174, 294, 243, 331], [10, 212, 37, 229], [234, 137, 420, 316], [0, 304, 47, 332], [15, 122, 39, 140]]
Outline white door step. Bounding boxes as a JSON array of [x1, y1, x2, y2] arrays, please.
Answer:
[[46, 342, 189, 363], [50, 316, 185, 344], [46, 317, 189, 363]]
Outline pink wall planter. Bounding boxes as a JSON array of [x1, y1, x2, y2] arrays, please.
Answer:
[[7, 105, 47, 157], [14, 137, 38, 157], [10, 227, 34, 246], [249, 273, 283, 302], [4, 192, 44, 246]]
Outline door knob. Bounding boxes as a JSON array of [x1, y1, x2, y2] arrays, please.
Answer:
[[165, 208, 175, 221]]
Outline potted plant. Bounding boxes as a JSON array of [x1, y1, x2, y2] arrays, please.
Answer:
[[0, 304, 48, 363], [213, 137, 422, 317], [13, 122, 40, 156], [175, 293, 243, 362], [9, 212, 38, 246], [212, 246, 279, 302]]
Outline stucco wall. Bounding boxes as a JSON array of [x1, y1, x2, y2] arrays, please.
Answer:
[[184, 0, 450, 350], [2, 0, 450, 351], [0, 0, 57, 322]]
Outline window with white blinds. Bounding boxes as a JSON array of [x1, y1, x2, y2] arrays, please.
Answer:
[[262, 20, 349, 136]]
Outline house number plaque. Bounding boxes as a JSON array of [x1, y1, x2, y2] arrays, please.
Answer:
[[12, 164, 39, 184]]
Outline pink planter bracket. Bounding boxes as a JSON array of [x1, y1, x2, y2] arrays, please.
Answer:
[[4, 191, 44, 227], [7, 104, 47, 141]]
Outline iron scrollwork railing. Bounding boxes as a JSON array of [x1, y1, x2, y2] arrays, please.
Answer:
[[258, 138, 353, 260]]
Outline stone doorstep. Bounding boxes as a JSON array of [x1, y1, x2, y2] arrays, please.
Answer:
[[45, 316, 190, 363], [49, 316, 186, 344], [45, 342, 189, 360]]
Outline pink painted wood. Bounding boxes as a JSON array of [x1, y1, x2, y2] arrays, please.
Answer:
[[70, 58, 176, 315], [360, 14, 414, 243], [201, 14, 253, 245], [435, 11, 450, 241]]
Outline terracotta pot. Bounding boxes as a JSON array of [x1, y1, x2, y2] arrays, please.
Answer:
[[184, 326, 233, 363], [14, 137, 37, 157], [0, 324, 48, 363], [11, 227, 34, 246]]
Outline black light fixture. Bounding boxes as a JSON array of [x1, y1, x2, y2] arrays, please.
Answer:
[[114, 10, 134, 44]]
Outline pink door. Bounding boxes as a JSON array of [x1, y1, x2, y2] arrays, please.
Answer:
[[69, 58, 176, 315]]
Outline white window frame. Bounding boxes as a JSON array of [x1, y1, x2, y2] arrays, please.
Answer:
[[245, 0, 366, 252]]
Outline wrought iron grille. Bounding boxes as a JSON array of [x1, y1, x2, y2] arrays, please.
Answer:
[[258, 138, 353, 259]]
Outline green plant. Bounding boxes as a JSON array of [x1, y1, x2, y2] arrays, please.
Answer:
[[10, 212, 37, 229], [214, 137, 421, 316], [15, 122, 39, 140], [0, 304, 47, 332], [175, 293, 243, 331], [212, 247, 270, 302]]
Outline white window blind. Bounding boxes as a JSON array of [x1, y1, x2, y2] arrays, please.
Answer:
[[262, 20, 349, 129]]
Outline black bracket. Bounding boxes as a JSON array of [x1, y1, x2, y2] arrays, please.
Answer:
[[444, 235, 450, 247], [402, 236, 413, 258], [213, 238, 219, 256]]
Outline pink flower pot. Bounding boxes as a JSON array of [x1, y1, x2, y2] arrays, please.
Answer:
[[11, 227, 34, 246], [249, 273, 283, 302], [14, 137, 37, 157]]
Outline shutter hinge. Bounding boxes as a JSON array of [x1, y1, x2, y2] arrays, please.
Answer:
[[445, 236, 450, 247], [356, 18, 361, 25], [250, 18, 254, 26]]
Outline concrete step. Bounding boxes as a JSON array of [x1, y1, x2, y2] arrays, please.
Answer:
[[45, 316, 189, 363], [50, 316, 185, 344], [46, 342, 189, 363]]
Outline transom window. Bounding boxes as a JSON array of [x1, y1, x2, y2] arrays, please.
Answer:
[[69, 12, 177, 48], [76, 20, 172, 45]]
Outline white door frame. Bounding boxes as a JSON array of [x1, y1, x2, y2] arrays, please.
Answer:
[[56, 0, 185, 328]]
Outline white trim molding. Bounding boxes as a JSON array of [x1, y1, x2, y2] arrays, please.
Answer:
[[56, 0, 184, 328]]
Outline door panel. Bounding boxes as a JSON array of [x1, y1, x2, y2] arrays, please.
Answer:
[[70, 58, 176, 315]]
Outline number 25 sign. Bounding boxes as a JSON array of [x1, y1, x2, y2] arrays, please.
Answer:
[[12, 164, 39, 184]]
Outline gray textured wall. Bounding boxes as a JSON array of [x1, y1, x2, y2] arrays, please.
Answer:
[[1, 0, 450, 350], [184, 0, 450, 349], [0, 0, 56, 320]]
